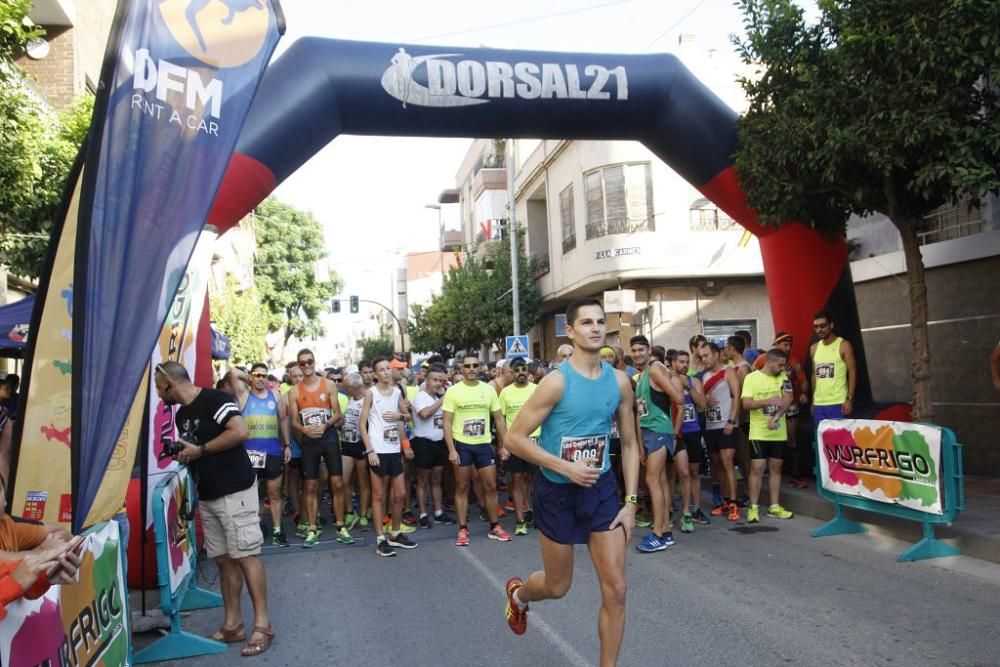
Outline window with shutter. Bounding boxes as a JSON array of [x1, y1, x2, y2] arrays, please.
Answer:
[[585, 163, 654, 238], [585, 171, 605, 239], [560, 184, 576, 253]]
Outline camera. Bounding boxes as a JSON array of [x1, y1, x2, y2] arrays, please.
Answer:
[[159, 437, 183, 461]]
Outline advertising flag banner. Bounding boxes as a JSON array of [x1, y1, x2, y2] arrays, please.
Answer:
[[145, 231, 217, 525], [70, 0, 283, 532], [817, 419, 943, 515], [0, 520, 131, 667], [11, 173, 84, 525]]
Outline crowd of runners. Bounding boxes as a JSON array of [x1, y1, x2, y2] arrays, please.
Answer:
[[197, 300, 855, 664]]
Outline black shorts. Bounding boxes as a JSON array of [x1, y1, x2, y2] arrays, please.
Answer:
[[300, 432, 343, 479], [505, 453, 537, 475], [340, 439, 366, 460], [749, 439, 785, 460], [249, 451, 284, 481], [680, 432, 705, 464], [703, 428, 737, 453], [533, 471, 621, 545], [370, 452, 404, 478], [412, 437, 448, 469], [609, 437, 622, 458]]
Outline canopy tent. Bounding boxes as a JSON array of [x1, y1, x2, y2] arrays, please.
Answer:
[[0, 295, 34, 357]]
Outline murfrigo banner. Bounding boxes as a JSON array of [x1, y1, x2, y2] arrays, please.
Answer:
[[817, 419, 943, 515], [69, 0, 283, 532], [0, 520, 130, 667]]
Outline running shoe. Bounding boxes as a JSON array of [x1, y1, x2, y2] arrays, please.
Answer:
[[691, 507, 710, 525], [479, 509, 489, 523], [402, 510, 418, 526], [489, 524, 513, 542], [295, 522, 309, 538], [661, 531, 675, 547], [455, 527, 470, 547], [344, 511, 359, 531], [375, 538, 395, 557], [336, 527, 355, 544], [358, 517, 370, 531], [302, 529, 319, 548], [497, 506, 507, 518], [727, 502, 740, 522], [681, 514, 695, 533], [747, 505, 760, 523], [524, 510, 534, 525], [789, 477, 808, 489], [272, 529, 289, 547], [505, 577, 528, 636], [635, 512, 653, 528], [388, 533, 418, 549], [636, 533, 667, 553], [710, 502, 727, 517], [435, 512, 457, 525], [737, 495, 751, 509], [419, 515, 432, 529], [515, 521, 529, 536], [504, 498, 516, 512], [767, 504, 793, 519]]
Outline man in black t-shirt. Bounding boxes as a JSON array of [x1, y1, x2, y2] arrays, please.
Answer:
[[154, 361, 275, 657]]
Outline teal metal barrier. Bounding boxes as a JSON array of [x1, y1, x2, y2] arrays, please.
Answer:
[[812, 421, 964, 562], [134, 469, 226, 663]]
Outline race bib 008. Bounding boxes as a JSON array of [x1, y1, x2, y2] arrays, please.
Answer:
[[559, 435, 608, 469], [248, 450, 267, 469]]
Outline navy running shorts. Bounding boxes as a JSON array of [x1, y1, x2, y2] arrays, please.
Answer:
[[641, 429, 675, 457], [455, 441, 495, 469], [533, 471, 621, 545]]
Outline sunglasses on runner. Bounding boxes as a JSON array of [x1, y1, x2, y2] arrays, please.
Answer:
[[250, 372, 267, 378], [462, 363, 480, 369], [298, 359, 315, 367]]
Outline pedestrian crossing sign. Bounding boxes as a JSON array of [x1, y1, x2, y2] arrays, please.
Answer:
[[505, 335, 529, 359]]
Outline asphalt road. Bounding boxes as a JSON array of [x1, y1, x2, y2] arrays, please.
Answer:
[[134, 509, 1000, 666]]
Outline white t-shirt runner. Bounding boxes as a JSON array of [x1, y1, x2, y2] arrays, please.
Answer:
[[412, 390, 444, 441]]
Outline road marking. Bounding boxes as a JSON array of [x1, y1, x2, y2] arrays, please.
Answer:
[[457, 547, 592, 666]]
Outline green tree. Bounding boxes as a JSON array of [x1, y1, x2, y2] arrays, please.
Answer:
[[211, 275, 268, 366], [359, 335, 394, 360], [408, 231, 540, 357], [253, 198, 341, 355], [0, 2, 93, 279], [732, 0, 1000, 421]]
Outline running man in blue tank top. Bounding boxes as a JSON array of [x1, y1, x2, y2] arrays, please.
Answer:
[[502, 298, 640, 667]]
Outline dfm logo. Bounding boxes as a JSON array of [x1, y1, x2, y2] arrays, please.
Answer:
[[157, 0, 270, 69]]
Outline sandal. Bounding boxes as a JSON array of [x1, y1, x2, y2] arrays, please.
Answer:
[[241, 626, 275, 657], [210, 623, 245, 643]]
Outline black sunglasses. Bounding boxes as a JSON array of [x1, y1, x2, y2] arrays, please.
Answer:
[[462, 363, 480, 369]]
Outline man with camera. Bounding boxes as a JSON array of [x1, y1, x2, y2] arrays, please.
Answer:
[[154, 361, 274, 657]]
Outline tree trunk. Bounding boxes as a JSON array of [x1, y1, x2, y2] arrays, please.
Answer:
[[890, 216, 933, 422]]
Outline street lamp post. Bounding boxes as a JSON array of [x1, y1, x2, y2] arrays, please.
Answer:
[[506, 139, 521, 336], [425, 203, 445, 288]]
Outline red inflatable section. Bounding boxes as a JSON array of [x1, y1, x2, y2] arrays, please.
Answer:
[[207, 152, 277, 235], [699, 166, 848, 362], [125, 477, 157, 589]]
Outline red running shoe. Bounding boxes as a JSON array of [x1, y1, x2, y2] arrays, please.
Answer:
[[505, 577, 528, 635], [455, 527, 470, 547]]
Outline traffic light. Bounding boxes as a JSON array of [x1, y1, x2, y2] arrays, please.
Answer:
[[332, 299, 341, 313], [350, 295, 359, 313]]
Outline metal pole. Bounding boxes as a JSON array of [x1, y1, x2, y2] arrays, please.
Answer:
[[507, 139, 521, 336], [359, 298, 406, 355]]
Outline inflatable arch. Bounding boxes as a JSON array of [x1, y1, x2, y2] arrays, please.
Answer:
[[208, 38, 872, 401]]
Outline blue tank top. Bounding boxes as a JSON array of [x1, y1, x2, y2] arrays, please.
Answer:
[[244, 390, 282, 456], [681, 379, 701, 434], [540, 360, 620, 484]]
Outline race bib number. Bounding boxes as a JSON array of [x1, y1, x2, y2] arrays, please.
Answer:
[[383, 423, 400, 443], [462, 418, 486, 438], [706, 405, 723, 423], [432, 414, 444, 430], [300, 407, 331, 428], [248, 450, 267, 469], [816, 363, 835, 379], [343, 427, 360, 444], [559, 435, 608, 469], [682, 403, 696, 423], [636, 398, 649, 418], [763, 403, 781, 417]]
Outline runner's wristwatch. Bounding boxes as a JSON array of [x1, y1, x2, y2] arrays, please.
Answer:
[[624, 494, 639, 505], [199, 443, 208, 457]]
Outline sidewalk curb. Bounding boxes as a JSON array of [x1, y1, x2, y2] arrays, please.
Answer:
[[777, 486, 1000, 565]]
